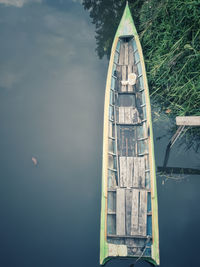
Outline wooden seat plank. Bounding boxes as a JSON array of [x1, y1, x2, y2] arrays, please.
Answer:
[[131, 108, 141, 124], [131, 189, 139, 235], [124, 107, 131, 124], [116, 188, 126, 235], [128, 41, 134, 65], [139, 190, 147, 236], [119, 157, 127, 187], [128, 64, 134, 92], [119, 107, 125, 124], [124, 43, 129, 65], [116, 65, 121, 91], [121, 65, 127, 92], [133, 157, 145, 188], [130, 189, 147, 236], [127, 157, 134, 188], [119, 107, 141, 125], [125, 189, 132, 235], [176, 116, 200, 126], [119, 43, 125, 65]]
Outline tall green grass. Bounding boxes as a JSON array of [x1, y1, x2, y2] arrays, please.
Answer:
[[140, 0, 200, 117], [139, 0, 200, 150]]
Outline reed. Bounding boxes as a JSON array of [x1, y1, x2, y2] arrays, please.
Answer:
[[139, 0, 200, 117], [137, 0, 200, 151]]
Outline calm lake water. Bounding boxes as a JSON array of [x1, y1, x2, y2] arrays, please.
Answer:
[[0, 1, 199, 267]]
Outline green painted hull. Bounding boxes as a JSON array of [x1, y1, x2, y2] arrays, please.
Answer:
[[100, 3, 159, 266]]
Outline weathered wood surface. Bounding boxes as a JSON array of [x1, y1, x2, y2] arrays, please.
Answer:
[[135, 92, 143, 119], [124, 43, 129, 65], [119, 43, 124, 65], [134, 51, 139, 64], [116, 65, 121, 91], [125, 237, 146, 248], [125, 189, 132, 235], [108, 39, 149, 242], [128, 64, 133, 73], [121, 65, 127, 92], [119, 156, 145, 188], [131, 189, 139, 235], [133, 65, 137, 74], [124, 107, 131, 123], [119, 107, 125, 124], [118, 107, 141, 124], [118, 42, 139, 92], [132, 108, 141, 124], [144, 155, 149, 170], [128, 42, 134, 65], [139, 190, 147, 236], [133, 157, 145, 188], [116, 188, 126, 235], [176, 116, 200, 126], [108, 171, 117, 189], [108, 154, 114, 169], [127, 157, 134, 188], [107, 214, 116, 235], [119, 157, 127, 187], [131, 189, 147, 236], [118, 107, 124, 124], [108, 191, 116, 213], [128, 65, 133, 92], [108, 139, 114, 153]]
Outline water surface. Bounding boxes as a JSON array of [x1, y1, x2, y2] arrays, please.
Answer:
[[0, 1, 199, 267]]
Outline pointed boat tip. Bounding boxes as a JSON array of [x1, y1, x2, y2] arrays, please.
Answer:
[[124, 1, 132, 17], [115, 0, 137, 37], [125, 1, 131, 11]]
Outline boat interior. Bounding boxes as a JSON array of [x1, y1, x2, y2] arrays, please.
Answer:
[[107, 35, 153, 258]]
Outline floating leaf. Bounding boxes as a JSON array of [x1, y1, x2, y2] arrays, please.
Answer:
[[165, 109, 171, 114], [32, 157, 38, 166]]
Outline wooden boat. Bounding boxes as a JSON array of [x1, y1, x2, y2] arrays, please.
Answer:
[[100, 2, 159, 266]]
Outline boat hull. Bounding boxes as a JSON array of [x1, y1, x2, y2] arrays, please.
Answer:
[[100, 3, 159, 266]]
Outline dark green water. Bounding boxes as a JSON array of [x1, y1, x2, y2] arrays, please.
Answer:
[[0, 1, 199, 267]]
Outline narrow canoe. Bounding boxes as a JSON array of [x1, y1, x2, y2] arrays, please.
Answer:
[[100, 2, 159, 266]]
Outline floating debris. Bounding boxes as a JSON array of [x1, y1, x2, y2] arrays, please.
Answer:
[[165, 109, 171, 114], [31, 156, 38, 166]]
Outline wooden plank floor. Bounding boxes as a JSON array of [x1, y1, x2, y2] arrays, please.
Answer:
[[107, 37, 151, 254]]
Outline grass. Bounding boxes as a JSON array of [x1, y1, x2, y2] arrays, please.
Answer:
[[138, 0, 200, 151], [140, 0, 200, 117]]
